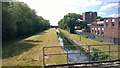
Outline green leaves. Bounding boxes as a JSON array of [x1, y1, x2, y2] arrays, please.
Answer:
[[58, 13, 87, 33], [91, 48, 111, 61], [2, 2, 50, 42]]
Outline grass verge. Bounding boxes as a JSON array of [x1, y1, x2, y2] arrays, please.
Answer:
[[2, 28, 66, 66]]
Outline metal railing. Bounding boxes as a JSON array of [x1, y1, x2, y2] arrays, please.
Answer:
[[43, 44, 120, 67]]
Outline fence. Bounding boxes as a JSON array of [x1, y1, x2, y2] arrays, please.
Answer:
[[76, 31, 120, 44], [43, 44, 120, 67]]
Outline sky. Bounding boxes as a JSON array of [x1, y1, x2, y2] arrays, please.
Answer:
[[19, 0, 120, 26]]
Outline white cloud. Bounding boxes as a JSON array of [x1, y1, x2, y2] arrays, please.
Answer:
[[97, 11, 106, 16], [100, 3, 118, 11], [19, 0, 102, 26], [78, 0, 102, 7], [99, 0, 119, 3], [105, 14, 119, 17]]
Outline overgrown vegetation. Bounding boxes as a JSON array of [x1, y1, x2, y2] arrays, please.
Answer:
[[2, 2, 50, 42], [91, 48, 111, 61]]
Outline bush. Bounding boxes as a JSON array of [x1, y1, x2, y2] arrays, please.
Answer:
[[91, 48, 111, 61]]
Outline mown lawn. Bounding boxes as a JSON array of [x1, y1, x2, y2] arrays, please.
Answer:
[[60, 29, 119, 60], [2, 28, 66, 67]]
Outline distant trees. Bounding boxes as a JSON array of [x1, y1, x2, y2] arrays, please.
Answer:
[[96, 16, 102, 20], [94, 16, 103, 21], [2, 2, 50, 41], [58, 13, 87, 33]]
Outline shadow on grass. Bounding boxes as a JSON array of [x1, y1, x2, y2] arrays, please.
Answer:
[[2, 66, 42, 68], [2, 31, 50, 59], [2, 30, 48, 46], [38, 31, 48, 35], [24, 40, 42, 43], [2, 41, 36, 59], [2, 30, 49, 59]]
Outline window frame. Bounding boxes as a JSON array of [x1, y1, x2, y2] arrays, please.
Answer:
[[112, 19, 115, 27], [106, 19, 108, 27]]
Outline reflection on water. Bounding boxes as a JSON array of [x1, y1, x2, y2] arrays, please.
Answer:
[[68, 50, 88, 63], [56, 29, 88, 63]]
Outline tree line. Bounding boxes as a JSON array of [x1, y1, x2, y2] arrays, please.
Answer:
[[2, 2, 50, 42], [58, 13, 87, 33]]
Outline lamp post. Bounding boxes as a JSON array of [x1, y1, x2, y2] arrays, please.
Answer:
[[79, 30, 82, 41], [80, 32, 81, 41]]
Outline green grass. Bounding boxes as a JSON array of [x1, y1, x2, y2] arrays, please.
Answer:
[[2, 28, 66, 66], [60, 29, 119, 60]]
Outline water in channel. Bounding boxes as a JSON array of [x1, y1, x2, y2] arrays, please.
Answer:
[[56, 29, 88, 63]]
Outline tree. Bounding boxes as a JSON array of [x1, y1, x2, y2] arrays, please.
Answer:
[[2, 2, 50, 42], [75, 21, 87, 30], [2, 2, 18, 40], [58, 13, 86, 33]]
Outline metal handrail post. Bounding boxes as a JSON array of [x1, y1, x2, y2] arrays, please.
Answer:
[[88, 46, 90, 63], [43, 47, 45, 67], [67, 50, 69, 64], [109, 44, 111, 61]]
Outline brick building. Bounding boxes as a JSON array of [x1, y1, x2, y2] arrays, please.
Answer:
[[90, 20, 104, 36], [90, 17, 120, 44], [104, 17, 120, 44]]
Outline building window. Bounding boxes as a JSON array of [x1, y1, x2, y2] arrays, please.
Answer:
[[112, 19, 115, 27], [97, 24, 98, 27], [98, 30, 100, 34], [92, 30, 93, 33], [101, 24, 103, 27], [106, 19, 108, 27], [95, 30, 96, 33]]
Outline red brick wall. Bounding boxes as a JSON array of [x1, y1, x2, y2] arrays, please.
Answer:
[[104, 18, 120, 38], [118, 28, 120, 38]]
